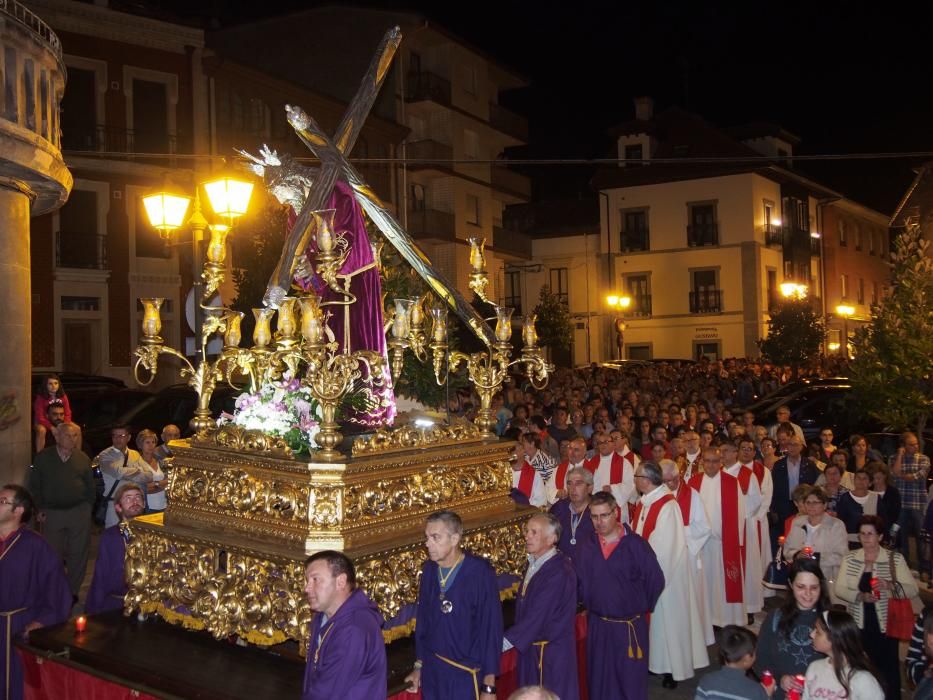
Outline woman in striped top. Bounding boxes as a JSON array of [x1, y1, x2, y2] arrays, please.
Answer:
[[834, 515, 920, 700]]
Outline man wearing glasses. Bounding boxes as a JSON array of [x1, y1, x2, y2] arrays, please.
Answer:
[[0, 484, 71, 700], [588, 431, 636, 524], [95, 425, 154, 528]]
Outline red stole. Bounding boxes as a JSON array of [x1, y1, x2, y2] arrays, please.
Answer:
[[586, 453, 626, 483], [688, 470, 744, 604], [516, 461, 536, 499], [674, 483, 693, 525], [735, 466, 752, 494], [632, 493, 675, 541], [553, 461, 570, 491]]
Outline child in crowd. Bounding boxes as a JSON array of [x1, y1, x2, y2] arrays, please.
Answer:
[[695, 625, 773, 699], [804, 609, 883, 700], [33, 373, 71, 452]]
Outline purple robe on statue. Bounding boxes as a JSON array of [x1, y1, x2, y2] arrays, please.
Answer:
[[85, 524, 127, 616], [550, 499, 595, 563], [302, 588, 386, 700], [505, 550, 579, 700], [414, 553, 503, 700], [576, 524, 665, 700], [292, 180, 395, 429], [0, 527, 71, 700]]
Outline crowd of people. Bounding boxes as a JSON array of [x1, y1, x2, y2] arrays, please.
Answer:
[[5, 362, 933, 700]]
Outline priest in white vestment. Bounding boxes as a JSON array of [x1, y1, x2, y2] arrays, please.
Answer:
[[661, 459, 714, 645], [689, 446, 747, 628], [588, 431, 636, 524], [722, 442, 764, 616], [633, 462, 709, 687]]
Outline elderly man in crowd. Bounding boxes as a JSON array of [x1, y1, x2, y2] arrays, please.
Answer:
[[0, 484, 71, 700], [405, 510, 501, 699], [303, 550, 386, 700], [549, 466, 595, 561], [154, 423, 181, 461], [27, 420, 95, 600], [891, 431, 931, 577], [689, 446, 747, 629], [85, 483, 146, 615], [547, 436, 587, 503], [587, 430, 636, 524], [633, 461, 709, 689], [96, 425, 155, 528], [503, 513, 578, 700], [770, 433, 820, 550], [577, 491, 665, 700]]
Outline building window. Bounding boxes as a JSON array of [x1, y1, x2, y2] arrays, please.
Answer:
[[857, 278, 865, 304], [840, 274, 849, 299], [689, 269, 721, 314], [504, 269, 522, 313], [627, 345, 651, 360], [869, 229, 876, 255], [464, 65, 477, 95], [57, 190, 107, 269], [838, 219, 847, 246], [854, 224, 862, 251], [693, 341, 721, 361], [687, 202, 718, 246], [61, 296, 100, 311], [871, 281, 878, 306], [620, 208, 649, 251], [767, 269, 778, 311], [466, 194, 480, 225], [624, 143, 643, 166], [549, 267, 568, 306], [464, 129, 479, 160], [409, 183, 425, 211], [624, 274, 651, 317]]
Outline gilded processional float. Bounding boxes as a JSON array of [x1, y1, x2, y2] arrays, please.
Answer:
[[124, 26, 551, 649]]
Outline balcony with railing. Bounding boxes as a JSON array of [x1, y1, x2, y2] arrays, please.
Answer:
[[765, 223, 783, 247], [56, 232, 108, 270], [405, 71, 451, 106], [405, 208, 455, 242], [1, 0, 63, 63], [687, 223, 719, 247], [488, 102, 528, 141], [689, 289, 723, 314], [620, 229, 650, 252], [406, 139, 453, 166], [490, 165, 531, 199], [61, 125, 178, 162], [493, 225, 532, 259]]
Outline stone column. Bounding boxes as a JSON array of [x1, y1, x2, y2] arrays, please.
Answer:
[[0, 178, 34, 485]]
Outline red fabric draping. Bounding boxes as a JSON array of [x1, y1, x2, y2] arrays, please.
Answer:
[[23, 613, 590, 700], [20, 650, 161, 700]]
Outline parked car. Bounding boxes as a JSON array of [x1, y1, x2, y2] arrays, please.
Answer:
[[81, 383, 244, 456], [738, 376, 851, 414], [754, 383, 865, 444]]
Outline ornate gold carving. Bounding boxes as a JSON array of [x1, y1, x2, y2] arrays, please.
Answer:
[[351, 422, 483, 456], [124, 512, 527, 648], [190, 424, 293, 455]]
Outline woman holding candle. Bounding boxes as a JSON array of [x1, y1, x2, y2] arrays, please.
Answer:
[[835, 515, 919, 700], [755, 558, 830, 700], [783, 486, 848, 592]]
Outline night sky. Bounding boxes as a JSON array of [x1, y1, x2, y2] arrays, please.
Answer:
[[150, 1, 933, 213]]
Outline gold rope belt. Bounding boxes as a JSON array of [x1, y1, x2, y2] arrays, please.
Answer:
[[435, 653, 481, 700], [596, 613, 644, 659], [532, 640, 549, 685]]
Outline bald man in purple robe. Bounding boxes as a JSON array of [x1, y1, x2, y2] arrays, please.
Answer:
[[303, 550, 386, 700], [0, 484, 71, 700], [86, 483, 146, 615], [549, 466, 595, 562], [504, 513, 579, 700], [577, 491, 665, 700]]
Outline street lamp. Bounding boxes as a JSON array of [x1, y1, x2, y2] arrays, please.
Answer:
[[835, 304, 855, 358], [606, 293, 631, 360], [143, 176, 254, 362]]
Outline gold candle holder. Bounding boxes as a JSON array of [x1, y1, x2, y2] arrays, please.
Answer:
[[522, 313, 539, 353], [468, 237, 490, 302], [252, 308, 275, 349], [224, 311, 244, 349], [299, 295, 326, 349], [429, 306, 449, 383], [140, 298, 165, 345], [495, 306, 514, 345], [388, 298, 414, 380], [275, 297, 299, 349]]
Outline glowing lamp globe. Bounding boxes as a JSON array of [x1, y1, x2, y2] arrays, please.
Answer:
[[143, 192, 191, 234], [203, 177, 254, 221]]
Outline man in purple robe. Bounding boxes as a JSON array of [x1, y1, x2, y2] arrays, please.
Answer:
[[549, 466, 595, 562], [302, 550, 386, 700], [504, 513, 579, 700], [85, 483, 145, 615], [577, 491, 665, 700], [405, 510, 502, 700], [0, 484, 71, 700]]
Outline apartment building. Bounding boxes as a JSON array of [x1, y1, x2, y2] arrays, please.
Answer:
[[209, 7, 533, 303], [578, 99, 891, 362]]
